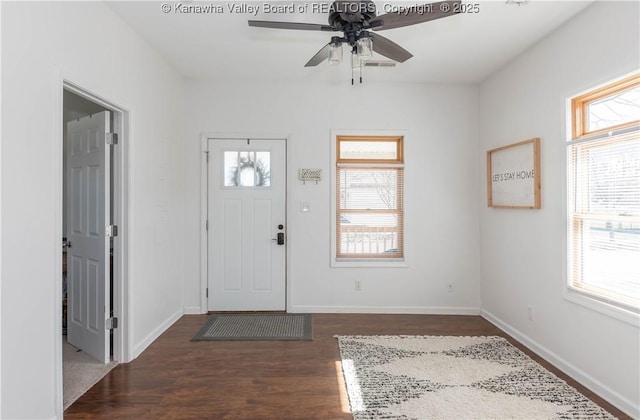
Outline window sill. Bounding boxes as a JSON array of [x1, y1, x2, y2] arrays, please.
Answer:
[[564, 287, 640, 327], [332, 259, 408, 268]]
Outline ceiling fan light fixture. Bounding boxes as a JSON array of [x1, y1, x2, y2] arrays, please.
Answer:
[[357, 36, 373, 61], [329, 42, 343, 65]]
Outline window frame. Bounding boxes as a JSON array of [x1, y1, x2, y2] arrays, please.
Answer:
[[566, 73, 640, 322], [331, 131, 407, 267], [337, 135, 404, 164], [571, 73, 640, 139]]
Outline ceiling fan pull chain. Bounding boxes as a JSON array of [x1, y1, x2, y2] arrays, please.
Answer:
[[351, 63, 355, 85]]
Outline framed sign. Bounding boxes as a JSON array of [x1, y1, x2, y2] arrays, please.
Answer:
[[487, 138, 541, 209]]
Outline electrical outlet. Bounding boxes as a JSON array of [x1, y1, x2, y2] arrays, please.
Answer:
[[447, 283, 455, 293], [527, 306, 534, 321], [355, 280, 362, 291]]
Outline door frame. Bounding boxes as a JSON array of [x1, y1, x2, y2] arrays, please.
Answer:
[[200, 133, 290, 313], [54, 78, 131, 416]]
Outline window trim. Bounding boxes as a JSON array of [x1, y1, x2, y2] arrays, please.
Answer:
[[563, 287, 639, 327], [565, 73, 640, 323], [331, 130, 408, 268], [571, 73, 640, 139]]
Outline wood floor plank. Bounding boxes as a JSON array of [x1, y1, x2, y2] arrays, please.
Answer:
[[64, 314, 630, 419]]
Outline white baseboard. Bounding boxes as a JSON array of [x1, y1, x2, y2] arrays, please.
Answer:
[[183, 306, 205, 315], [289, 305, 481, 315], [481, 309, 639, 418], [132, 308, 184, 359]]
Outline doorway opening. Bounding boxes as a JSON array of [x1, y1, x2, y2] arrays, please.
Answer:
[[59, 83, 130, 411]]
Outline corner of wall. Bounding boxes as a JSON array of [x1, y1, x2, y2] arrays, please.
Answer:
[[133, 308, 184, 359]]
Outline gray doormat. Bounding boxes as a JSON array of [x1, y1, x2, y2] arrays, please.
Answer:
[[191, 313, 313, 341]]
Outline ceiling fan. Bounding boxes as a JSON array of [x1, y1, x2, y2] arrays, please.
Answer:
[[248, 0, 461, 81]]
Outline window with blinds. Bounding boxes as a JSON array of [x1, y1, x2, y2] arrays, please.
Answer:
[[336, 136, 404, 259], [568, 73, 640, 313]]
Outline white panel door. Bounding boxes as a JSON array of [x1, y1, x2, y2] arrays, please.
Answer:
[[66, 111, 110, 363], [208, 139, 286, 311]]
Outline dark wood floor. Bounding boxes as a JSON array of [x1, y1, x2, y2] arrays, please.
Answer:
[[65, 314, 629, 419]]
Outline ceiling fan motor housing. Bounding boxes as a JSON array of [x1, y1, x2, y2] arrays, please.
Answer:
[[329, 0, 377, 27]]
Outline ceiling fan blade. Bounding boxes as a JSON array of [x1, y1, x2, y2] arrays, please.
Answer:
[[370, 33, 413, 63], [369, 0, 461, 31], [305, 43, 332, 67], [248, 20, 336, 32]]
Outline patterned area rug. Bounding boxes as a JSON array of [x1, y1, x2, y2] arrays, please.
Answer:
[[192, 313, 313, 341], [336, 335, 614, 419]]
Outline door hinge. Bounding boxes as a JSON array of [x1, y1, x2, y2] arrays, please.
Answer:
[[106, 133, 118, 145], [106, 225, 118, 237], [205, 151, 209, 163], [206, 219, 209, 231], [206, 288, 208, 298], [106, 317, 118, 330]]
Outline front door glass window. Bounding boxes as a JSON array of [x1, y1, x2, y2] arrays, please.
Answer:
[[224, 151, 271, 187]]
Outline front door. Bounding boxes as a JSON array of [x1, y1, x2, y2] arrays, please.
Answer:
[[208, 139, 286, 311], [66, 111, 111, 363]]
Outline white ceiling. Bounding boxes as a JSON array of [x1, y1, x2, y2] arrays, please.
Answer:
[[108, 0, 592, 84]]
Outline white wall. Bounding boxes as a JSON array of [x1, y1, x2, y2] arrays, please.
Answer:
[[479, 1, 639, 417], [183, 80, 482, 314], [0, 2, 3, 413], [1, 2, 184, 418]]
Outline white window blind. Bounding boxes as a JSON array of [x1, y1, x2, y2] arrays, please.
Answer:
[[568, 133, 640, 310], [568, 73, 640, 313], [336, 136, 404, 259]]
